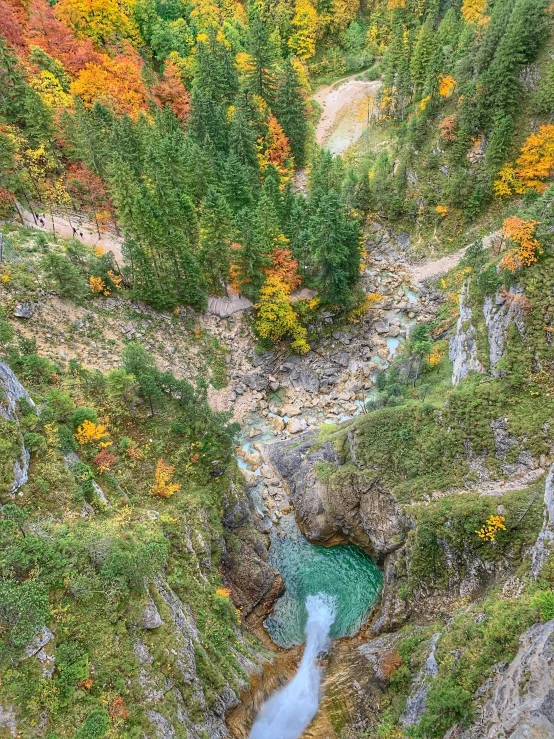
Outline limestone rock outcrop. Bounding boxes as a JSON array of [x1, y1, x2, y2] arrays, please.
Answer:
[[265, 434, 407, 561], [455, 619, 554, 739]]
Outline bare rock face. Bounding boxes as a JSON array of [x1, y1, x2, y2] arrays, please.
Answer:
[[221, 499, 281, 618], [0, 361, 35, 494], [265, 435, 407, 561], [450, 281, 484, 385], [457, 619, 554, 739]]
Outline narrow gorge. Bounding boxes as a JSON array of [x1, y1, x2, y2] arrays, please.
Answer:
[[2, 0, 554, 736]]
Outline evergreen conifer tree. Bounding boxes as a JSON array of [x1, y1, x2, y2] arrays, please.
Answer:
[[199, 187, 233, 295], [274, 59, 309, 166]]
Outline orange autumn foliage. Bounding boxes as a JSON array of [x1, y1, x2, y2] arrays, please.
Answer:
[[151, 459, 181, 498], [500, 216, 543, 272], [93, 448, 117, 472], [0, 0, 28, 53], [258, 115, 293, 174], [151, 60, 191, 122], [70, 54, 148, 117], [265, 248, 301, 292], [495, 125, 554, 196], [439, 114, 457, 142], [26, 0, 102, 74], [109, 696, 130, 722]]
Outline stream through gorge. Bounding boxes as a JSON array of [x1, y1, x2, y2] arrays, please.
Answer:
[[237, 291, 408, 736]]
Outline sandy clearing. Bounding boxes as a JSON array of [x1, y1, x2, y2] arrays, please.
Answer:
[[314, 73, 382, 155]]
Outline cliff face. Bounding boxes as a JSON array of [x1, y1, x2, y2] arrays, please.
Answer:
[[265, 434, 408, 562], [455, 619, 554, 739]]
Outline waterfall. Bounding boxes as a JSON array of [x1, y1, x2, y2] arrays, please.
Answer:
[[250, 593, 336, 739]]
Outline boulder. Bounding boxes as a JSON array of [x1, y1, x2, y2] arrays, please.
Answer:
[[282, 404, 301, 417], [13, 302, 35, 319], [242, 374, 269, 391], [287, 417, 307, 434], [374, 320, 389, 334], [296, 369, 320, 393], [142, 597, 163, 630]]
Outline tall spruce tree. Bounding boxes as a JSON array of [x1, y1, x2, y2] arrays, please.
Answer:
[[275, 59, 309, 166], [246, 4, 278, 103], [199, 187, 233, 295], [310, 191, 360, 309]]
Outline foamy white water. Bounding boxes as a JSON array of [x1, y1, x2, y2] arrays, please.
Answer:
[[249, 593, 336, 739]]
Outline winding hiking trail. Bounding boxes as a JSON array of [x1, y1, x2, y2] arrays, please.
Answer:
[[314, 72, 382, 155]]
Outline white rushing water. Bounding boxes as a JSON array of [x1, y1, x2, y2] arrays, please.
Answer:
[[249, 593, 336, 739]]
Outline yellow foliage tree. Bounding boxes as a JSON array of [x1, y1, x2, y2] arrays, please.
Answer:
[[461, 0, 487, 23], [255, 275, 310, 354], [75, 419, 111, 446], [438, 75, 456, 97], [151, 459, 181, 498], [55, 0, 139, 45], [288, 0, 318, 60], [475, 514, 506, 542], [29, 70, 72, 109], [89, 275, 110, 294], [500, 216, 543, 272]]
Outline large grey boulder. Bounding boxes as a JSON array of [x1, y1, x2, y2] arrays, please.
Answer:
[[142, 596, 163, 630]]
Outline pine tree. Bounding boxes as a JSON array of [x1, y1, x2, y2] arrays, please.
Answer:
[[483, 0, 549, 123], [229, 97, 260, 184], [221, 154, 255, 214], [189, 87, 229, 153], [233, 208, 272, 299], [194, 28, 238, 105], [310, 191, 360, 309], [274, 58, 309, 166], [261, 164, 283, 222], [246, 5, 278, 103], [485, 114, 514, 172], [199, 187, 233, 295], [410, 17, 436, 92]]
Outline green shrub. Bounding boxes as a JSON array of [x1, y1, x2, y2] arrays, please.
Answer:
[[415, 678, 473, 737], [0, 579, 49, 657], [531, 589, 554, 621], [45, 390, 74, 422], [75, 709, 109, 739], [24, 432, 47, 455], [70, 407, 98, 430]]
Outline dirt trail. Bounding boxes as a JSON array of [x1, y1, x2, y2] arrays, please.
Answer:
[[314, 73, 382, 155], [18, 206, 124, 265], [408, 246, 468, 284]]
